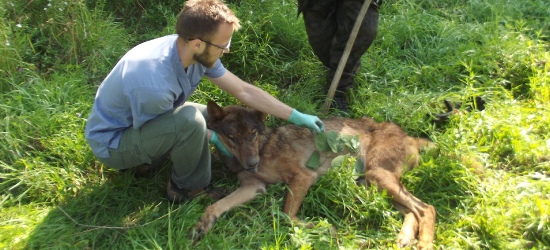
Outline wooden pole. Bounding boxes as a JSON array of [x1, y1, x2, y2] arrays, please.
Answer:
[[322, 0, 373, 114]]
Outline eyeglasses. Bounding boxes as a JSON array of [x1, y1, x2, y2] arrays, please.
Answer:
[[189, 38, 231, 53]]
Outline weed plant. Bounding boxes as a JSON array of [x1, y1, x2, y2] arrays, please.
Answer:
[[1, 0, 549, 249]]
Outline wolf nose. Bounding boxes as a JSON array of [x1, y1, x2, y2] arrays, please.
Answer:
[[246, 159, 259, 169]]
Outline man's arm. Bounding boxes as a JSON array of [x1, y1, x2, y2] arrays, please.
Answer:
[[207, 71, 324, 133]]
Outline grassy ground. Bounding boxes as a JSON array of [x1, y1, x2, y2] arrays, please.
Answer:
[[1, 0, 549, 249]]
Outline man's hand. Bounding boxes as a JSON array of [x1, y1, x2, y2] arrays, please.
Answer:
[[288, 109, 325, 134], [210, 131, 233, 157]]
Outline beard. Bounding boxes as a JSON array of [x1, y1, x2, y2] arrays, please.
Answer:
[[194, 49, 217, 68]]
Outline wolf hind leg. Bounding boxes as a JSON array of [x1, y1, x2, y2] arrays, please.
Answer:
[[366, 170, 435, 249], [393, 203, 419, 247]]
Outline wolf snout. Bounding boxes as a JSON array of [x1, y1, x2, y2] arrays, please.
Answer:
[[244, 158, 260, 173]]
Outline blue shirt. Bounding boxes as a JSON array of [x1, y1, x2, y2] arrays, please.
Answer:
[[85, 34, 226, 158]]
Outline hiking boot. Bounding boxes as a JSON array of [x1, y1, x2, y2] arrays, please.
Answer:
[[121, 154, 168, 178], [166, 179, 226, 204], [118, 163, 158, 178], [331, 91, 350, 113], [133, 163, 158, 178]]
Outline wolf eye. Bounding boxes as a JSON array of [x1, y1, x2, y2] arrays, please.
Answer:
[[227, 135, 237, 143]]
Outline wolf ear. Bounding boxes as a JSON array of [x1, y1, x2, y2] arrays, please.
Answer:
[[207, 101, 225, 121], [255, 110, 267, 123]]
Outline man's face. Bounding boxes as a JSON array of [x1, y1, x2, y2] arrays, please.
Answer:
[[194, 48, 217, 68], [195, 23, 233, 68]]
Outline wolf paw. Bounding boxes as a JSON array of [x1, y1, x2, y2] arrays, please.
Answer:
[[397, 235, 414, 248], [188, 214, 218, 241], [417, 241, 434, 250]]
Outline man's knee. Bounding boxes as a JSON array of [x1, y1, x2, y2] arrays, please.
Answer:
[[173, 105, 207, 136]]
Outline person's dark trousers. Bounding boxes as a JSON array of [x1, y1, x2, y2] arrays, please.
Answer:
[[299, 0, 380, 92]]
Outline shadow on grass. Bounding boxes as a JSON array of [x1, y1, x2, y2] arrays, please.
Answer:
[[23, 165, 228, 249]]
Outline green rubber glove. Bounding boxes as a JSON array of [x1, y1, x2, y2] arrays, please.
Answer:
[[210, 131, 233, 157], [288, 109, 325, 134]]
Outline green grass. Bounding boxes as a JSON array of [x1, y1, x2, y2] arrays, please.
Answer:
[[1, 0, 549, 249]]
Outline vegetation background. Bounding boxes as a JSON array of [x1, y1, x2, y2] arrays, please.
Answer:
[[1, 0, 549, 249]]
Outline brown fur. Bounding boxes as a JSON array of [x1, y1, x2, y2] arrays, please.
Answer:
[[191, 101, 437, 249]]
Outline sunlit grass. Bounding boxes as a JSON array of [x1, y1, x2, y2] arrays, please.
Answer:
[[1, 0, 549, 249]]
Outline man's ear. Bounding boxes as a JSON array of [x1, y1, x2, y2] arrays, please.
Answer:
[[207, 101, 225, 122], [186, 38, 201, 49]]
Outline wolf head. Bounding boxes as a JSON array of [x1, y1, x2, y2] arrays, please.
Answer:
[[207, 101, 267, 173]]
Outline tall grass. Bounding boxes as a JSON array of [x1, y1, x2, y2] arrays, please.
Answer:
[[1, 0, 549, 249]]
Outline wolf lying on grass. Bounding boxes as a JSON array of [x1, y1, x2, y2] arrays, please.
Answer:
[[190, 101, 437, 249]]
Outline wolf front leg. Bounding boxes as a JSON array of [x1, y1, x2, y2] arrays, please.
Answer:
[[282, 169, 318, 221], [189, 173, 267, 241]]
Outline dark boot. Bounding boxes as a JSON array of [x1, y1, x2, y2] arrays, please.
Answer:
[[332, 90, 350, 113], [166, 179, 226, 204], [133, 153, 169, 178]]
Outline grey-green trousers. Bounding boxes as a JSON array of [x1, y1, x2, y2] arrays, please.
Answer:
[[98, 103, 211, 190]]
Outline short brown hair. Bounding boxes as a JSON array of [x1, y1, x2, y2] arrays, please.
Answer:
[[176, 0, 241, 40]]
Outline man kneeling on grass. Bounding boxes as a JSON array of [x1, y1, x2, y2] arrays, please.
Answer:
[[84, 0, 324, 203]]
